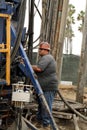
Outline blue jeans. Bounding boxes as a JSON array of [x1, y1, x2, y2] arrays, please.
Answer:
[[37, 91, 56, 126]]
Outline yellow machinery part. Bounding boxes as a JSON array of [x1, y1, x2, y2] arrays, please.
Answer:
[[0, 13, 11, 85]]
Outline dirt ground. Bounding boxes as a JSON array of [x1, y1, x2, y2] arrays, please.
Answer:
[[59, 84, 87, 102], [55, 84, 87, 130]]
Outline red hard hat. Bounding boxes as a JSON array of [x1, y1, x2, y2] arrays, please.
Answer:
[[39, 42, 50, 51]]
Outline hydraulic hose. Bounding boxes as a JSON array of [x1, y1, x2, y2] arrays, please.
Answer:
[[11, 0, 26, 62], [57, 89, 87, 121]]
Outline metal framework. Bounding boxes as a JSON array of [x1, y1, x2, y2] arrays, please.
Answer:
[[0, 13, 11, 85]]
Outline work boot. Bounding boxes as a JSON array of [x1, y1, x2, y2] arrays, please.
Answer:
[[43, 125, 52, 130], [33, 121, 43, 129], [43, 125, 59, 130]]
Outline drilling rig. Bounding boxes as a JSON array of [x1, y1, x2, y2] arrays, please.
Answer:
[[0, 0, 58, 130]]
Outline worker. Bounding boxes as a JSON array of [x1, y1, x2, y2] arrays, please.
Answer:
[[32, 41, 58, 130]]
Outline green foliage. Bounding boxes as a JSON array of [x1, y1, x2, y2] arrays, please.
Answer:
[[77, 10, 85, 32], [64, 4, 76, 54], [65, 4, 75, 39]]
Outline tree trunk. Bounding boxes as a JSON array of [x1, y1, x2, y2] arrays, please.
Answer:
[[76, 2, 87, 103], [40, 0, 48, 41], [50, 0, 60, 49], [52, 0, 63, 59], [56, 0, 69, 82]]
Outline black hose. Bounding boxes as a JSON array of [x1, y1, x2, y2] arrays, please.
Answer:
[[34, 2, 42, 19], [11, 0, 26, 62], [57, 89, 87, 121]]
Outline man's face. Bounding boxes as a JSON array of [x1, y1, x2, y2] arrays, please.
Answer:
[[39, 48, 49, 56]]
